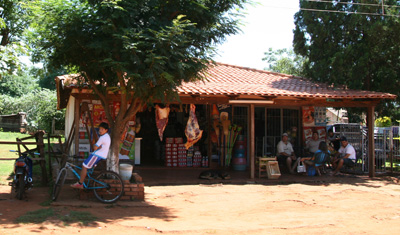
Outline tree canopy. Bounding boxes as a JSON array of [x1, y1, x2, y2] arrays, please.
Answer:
[[28, 0, 248, 170], [262, 48, 306, 76], [293, 0, 400, 116], [0, 0, 31, 76]]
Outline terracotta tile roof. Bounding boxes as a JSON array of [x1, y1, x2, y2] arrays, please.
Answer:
[[177, 62, 396, 99]]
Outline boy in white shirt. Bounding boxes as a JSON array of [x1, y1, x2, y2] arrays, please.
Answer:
[[71, 122, 111, 189]]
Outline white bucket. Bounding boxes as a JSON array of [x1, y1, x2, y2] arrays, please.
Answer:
[[119, 164, 133, 181]]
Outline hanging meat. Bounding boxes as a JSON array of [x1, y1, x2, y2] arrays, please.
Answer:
[[185, 104, 203, 149], [155, 105, 170, 141]]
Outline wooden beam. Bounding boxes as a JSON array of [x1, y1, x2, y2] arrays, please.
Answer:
[[367, 106, 375, 178], [249, 104, 255, 179]]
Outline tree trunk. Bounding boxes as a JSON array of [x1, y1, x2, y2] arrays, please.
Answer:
[[107, 140, 120, 173], [106, 123, 127, 173]]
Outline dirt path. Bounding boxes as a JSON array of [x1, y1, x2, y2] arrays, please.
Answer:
[[1, 175, 400, 234]]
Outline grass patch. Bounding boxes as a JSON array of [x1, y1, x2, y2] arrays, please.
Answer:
[[385, 161, 400, 172], [16, 208, 98, 226], [16, 208, 55, 223], [0, 132, 31, 140], [59, 211, 98, 226], [39, 200, 53, 207]]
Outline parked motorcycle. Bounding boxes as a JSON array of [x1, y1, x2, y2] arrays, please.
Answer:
[[8, 150, 34, 200]]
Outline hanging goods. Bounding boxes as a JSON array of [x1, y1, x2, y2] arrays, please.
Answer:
[[185, 104, 203, 149], [155, 105, 170, 141]]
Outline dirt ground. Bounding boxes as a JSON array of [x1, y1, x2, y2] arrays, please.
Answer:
[[1, 174, 400, 235]]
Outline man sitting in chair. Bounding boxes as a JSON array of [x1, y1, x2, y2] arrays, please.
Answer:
[[331, 136, 356, 175], [277, 133, 298, 174]]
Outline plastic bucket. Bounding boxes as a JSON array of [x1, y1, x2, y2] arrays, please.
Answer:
[[307, 166, 316, 176], [119, 164, 133, 181], [232, 157, 247, 171]]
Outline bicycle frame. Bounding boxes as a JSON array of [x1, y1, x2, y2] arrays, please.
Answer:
[[64, 162, 108, 190]]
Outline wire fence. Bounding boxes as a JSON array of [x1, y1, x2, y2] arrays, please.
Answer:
[[332, 124, 400, 174]]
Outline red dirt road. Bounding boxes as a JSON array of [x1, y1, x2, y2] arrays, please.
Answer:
[[1, 175, 400, 234]]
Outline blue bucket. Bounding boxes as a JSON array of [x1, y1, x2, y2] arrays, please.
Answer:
[[307, 166, 316, 176]]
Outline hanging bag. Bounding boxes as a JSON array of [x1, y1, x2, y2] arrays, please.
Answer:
[[297, 161, 306, 173]]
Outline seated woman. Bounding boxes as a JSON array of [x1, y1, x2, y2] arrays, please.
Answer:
[[301, 141, 330, 175]]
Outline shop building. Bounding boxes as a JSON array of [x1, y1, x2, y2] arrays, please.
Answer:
[[56, 62, 396, 178]]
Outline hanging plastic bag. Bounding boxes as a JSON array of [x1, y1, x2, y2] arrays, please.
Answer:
[[297, 161, 306, 173]]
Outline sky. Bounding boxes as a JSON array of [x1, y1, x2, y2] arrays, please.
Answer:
[[23, 1, 300, 70], [213, 0, 300, 70]]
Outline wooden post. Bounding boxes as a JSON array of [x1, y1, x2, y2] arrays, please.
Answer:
[[36, 131, 48, 185], [249, 104, 255, 179], [74, 98, 80, 156], [367, 106, 375, 178], [207, 104, 212, 168]]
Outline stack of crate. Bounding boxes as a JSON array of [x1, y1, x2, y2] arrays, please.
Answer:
[[193, 150, 202, 167], [165, 138, 177, 167], [176, 138, 187, 167], [187, 146, 194, 167]]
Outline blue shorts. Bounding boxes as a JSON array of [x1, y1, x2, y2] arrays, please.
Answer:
[[83, 154, 104, 169]]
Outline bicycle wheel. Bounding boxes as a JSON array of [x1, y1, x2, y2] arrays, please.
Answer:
[[93, 171, 124, 204], [16, 174, 25, 200], [52, 168, 67, 201]]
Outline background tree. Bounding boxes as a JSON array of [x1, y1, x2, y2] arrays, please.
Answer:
[[262, 47, 306, 76], [0, 70, 39, 96], [28, 0, 248, 171], [0, 0, 31, 76], [0, 89, 65, 133], [375, 116, 392, 127], [293, 1, 400, 121]]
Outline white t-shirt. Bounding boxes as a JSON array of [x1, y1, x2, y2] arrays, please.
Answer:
[[338, 143, 356, 160], [277, 141, 294, 156], [93, 133, 111, 159]]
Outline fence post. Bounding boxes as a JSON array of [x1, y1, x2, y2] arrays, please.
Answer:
[[36, 131, 48, 185]]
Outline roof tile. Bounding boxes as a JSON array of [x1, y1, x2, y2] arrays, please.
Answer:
[[177, 63, 396, 99]]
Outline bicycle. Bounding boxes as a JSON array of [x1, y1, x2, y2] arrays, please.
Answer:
[[52, 159, 124, 204]]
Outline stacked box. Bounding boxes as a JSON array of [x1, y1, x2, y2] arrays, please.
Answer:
[[187, 156, 193, 167], [201, 156, 208, 168], [193, 151, 202, 167], [165, 143, 173, 167], [187, 146, 194, 167], [165, 139, 179, 167], [165, 137, 174, 144], [177, 143, 187, 167], [175, 137, 183, 144]]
